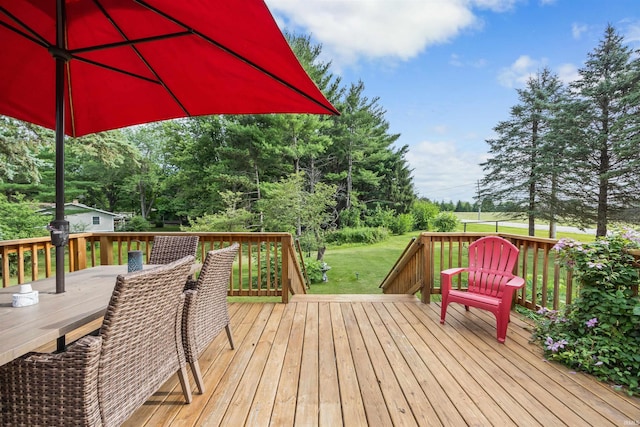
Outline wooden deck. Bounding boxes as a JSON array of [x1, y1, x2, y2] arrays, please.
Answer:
[[120, 294, 639, 426]]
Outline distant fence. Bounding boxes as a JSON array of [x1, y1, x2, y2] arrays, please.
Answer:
[[461, 220, 500, 232]]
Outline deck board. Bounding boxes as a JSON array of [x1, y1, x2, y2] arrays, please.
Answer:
[[423, 302, 633, 425], [317, 302, 343, 427], [120, 295, 639, 426]]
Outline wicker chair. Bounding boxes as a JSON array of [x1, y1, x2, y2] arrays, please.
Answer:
[[182, 243, 239, 394], [149, 235, 199, 265], [0, 256, 195, 426]]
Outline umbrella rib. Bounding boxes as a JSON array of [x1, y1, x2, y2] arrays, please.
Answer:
[[68, 31, 193, 55], [134, 0, 340, 115], [0, 7, 50, 49], [70, 55, 161, 85], [90, 0, 190, 116]]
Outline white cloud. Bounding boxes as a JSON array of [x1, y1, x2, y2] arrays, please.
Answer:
[[556, 63, 580, 83], [572, 22, 588, 40], [471, 0, 519, 12], [450, 53, 463, 67], [498, 56, 580, 87], [624, 21, 640, 44], [405, 140, 485, 201], [450, 53, 487, 68], [265, 0, 519, 67], [433, 125, 448, 134], [497, 55, 545, 88]]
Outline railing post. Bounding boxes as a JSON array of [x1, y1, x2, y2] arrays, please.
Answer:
[[1, 247, 9, 288], [100, 235, 114, 265], [421, 233, 432, 304], [76, 237, 87, 270], [281, 235, 290, 303], [17, 245, 25, 284], [70, 236, 87, 272]]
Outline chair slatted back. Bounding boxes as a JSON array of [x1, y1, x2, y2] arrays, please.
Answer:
[[149, 235, 199, 265], [467, 236, 520, 298], [183, 244, 238, 362], [98, 256, 194, 426]]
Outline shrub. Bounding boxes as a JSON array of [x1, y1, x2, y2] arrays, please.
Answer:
[[432, 211, 459, 232], [304, 259, 331, 284], [339, 207, 362, 228], [183, 210, 253, 232], [389, 213, 415, 235], [553, 230, 640, 291], [364, 206, 396, 229], [325, 227, 389, 245], [119, 215, 151, 232], [410, 200, 439, 230], [0, 194, 49, 240], [532, 228, 640, 395]]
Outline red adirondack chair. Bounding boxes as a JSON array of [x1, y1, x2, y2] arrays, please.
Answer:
[[440, 236, 525, 343]]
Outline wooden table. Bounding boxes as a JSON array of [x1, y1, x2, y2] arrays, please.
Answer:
[[0, 262, 201, 367], [0, 265, 130, 366]]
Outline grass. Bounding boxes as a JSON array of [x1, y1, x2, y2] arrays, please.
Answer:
[[307, 233, 417, 294], [460, 223, 595, 242], [306, 222, 597, 295]]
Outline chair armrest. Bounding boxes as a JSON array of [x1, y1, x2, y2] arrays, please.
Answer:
[[23, 335, 102, 365], [441, 267, 467, 277], [440, 267, 467, 296], [505, 276, 525, 289], [0, 335, 103, 425]]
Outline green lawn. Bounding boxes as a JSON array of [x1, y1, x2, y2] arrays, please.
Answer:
[[308, 234, 417, 294], [459, 222, 595, 242], [307, 222, 597, 295]]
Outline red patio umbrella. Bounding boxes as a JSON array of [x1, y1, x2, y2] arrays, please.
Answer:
[[0, 1, 338, 293]]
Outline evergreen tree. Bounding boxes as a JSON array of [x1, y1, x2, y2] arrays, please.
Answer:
[[0, 116, 50, 198], [122, 124, 168, 219], [159, 116, 232, 220], [480, 68, 566, 236], [565, 25, 640, 236], [327, 81, 405, 220], [375, 145, 415, 213]]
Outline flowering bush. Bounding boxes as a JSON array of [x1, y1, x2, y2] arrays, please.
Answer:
[[533, 228, 640, 395], [553, 228, 640, 290]]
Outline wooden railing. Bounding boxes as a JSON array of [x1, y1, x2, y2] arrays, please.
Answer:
[[0, 232, 306, 303], [381, 232, 577, 311]]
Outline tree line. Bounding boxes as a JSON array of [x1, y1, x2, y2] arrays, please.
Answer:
[[480, 25, 640, 237]]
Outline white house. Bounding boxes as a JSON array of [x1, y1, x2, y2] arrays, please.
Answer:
[[39, 201, 119, 232]]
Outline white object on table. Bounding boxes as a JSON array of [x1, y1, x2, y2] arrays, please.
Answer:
[[12, 284, 39, 307]]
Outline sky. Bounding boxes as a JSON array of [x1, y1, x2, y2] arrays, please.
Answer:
[[264, 0, 640, 203]]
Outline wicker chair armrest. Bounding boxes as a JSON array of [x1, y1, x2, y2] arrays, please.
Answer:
[[21, 335, 102, 366], [0, 335, 103, 425], [182, 289, 198, 362]]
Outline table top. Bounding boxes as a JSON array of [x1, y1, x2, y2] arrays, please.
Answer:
[[0, 265, 132, 366], [0, 262, 201, 366]]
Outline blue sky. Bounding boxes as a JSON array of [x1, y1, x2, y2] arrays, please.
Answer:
[[265, 0, 640, 202]]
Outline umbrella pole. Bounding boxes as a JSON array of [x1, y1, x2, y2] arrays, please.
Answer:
[[49, 0, 70, 295]]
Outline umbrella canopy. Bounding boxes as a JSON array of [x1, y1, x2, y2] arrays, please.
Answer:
[[0, 0, 338, 293], [0, 1, 338, 134]]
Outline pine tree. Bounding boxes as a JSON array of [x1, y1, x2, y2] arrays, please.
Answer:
[[480, 68, 566, 236], [567, 25, 640, 236]]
